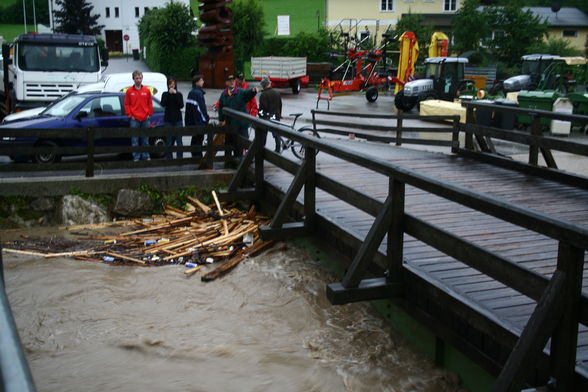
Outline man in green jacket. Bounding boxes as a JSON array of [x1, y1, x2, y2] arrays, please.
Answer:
[[218, 75, 258, 158]]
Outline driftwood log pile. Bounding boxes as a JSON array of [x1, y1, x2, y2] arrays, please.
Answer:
[[3, 192, 276, 282]]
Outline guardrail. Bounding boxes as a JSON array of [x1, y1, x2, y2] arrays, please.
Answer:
[[0, 125, 232, 176], [220, 107, 588, 391], [0, 244, 37, 392]]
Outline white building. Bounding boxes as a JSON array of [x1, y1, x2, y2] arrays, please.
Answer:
[[49, 0, 190, 54]]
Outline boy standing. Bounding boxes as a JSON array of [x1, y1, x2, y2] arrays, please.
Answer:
[[185, 74, 210, 157]]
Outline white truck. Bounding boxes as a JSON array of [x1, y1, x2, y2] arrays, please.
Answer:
[[1, 33, 108, 118], [251, 56, 309, 94]]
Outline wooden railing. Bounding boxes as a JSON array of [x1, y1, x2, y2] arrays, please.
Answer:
[[0, 125, 232, 176], [311, 109, 461, 151], [460, 101, 588, 189], [220, 107, 588, 391]]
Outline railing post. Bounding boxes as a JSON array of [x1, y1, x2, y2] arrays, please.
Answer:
[[85, 127, 95, 178], [304, 145, 316, 232], [529, 114, 541, 166], [451, 116, 460, 154], [254, 126, 265, 197], [465, 105, 475, 150], [386, 177, 405, 277], [396, 114, 402, 146], [550, 241, 584, 391]]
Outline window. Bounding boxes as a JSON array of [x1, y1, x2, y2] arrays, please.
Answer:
[[115, 7, 119, 18], [144, 7, 149, 14], [105, 7, 110, 18], [444, 0, 457, 11], [380, 0, 394, 11], [562, 30, 578, 38], [135, 7, 139, 17]]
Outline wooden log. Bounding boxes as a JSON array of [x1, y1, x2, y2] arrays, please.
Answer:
[[187, 196, 211, 214], [44, 250, 98, 258], [105, 251, 146, 264], [201, 240, 275, 282], [184, 264, 205, 276], [2, 248, 48, 257], [212, 190, 229, 236], [120, 216, 195, 236]]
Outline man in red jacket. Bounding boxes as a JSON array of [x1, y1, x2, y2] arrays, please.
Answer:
[[124, 70, 153, 161]]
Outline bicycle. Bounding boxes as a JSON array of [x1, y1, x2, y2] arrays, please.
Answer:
[[259, 111, 320, 160]]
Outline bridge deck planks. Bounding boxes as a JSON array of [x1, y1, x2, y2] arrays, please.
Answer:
[[263, 146, 588, 374]]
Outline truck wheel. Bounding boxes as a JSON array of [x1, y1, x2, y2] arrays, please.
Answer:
[[290, 79, 301, 94], [366, 87, 378, 102], [34, 140, 61, 164], [394, 90, 416, 112]]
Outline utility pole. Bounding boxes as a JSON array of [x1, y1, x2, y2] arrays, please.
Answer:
[[32, 0, 37, 33], [22, 0, 27, 33]]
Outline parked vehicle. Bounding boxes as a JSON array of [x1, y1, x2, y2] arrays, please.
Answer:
[[1, 33, 109, 116], [251, 56, 309, 94], [0, 91, 165, 164], [500, 54, 559, 94], [2, 72, 167, 123], [394, 57, 474, 111]]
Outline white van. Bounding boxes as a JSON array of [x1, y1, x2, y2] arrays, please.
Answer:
[[2, 72, 168, 123]]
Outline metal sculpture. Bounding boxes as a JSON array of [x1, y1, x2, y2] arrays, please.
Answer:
[[197, 0, 234, 88]]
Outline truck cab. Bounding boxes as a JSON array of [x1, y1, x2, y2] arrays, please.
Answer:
[[2, 33, 108, 115]]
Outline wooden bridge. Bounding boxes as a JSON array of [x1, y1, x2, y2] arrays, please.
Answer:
[[219, 103, 588, 392]]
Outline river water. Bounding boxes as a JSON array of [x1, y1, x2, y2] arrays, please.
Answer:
[[4, 235, 463, 392]]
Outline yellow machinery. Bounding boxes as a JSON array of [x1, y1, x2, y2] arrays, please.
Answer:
[[394, 31, 419, 94], [428, 32, 449, 58]]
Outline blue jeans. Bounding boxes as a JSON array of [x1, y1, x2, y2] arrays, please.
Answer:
[[130, 118, 151, 161], [164, 121, 184, 159]]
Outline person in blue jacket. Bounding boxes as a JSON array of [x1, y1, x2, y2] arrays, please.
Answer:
[[185, 74, 210, 157]]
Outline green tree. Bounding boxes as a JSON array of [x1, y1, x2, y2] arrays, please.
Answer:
[[231, 0, 266, 71], [137, 2, 201, 77], [453, 0, 493, 54], [486, 3, 548, 66], [385, 12, 433, 55], [138, 2, 196, 51], [53, 0, 103, 35], [529, 37, 583, 57], [0, 0, 49, 25]]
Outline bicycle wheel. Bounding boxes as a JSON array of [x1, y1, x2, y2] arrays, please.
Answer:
[[291, 126, 320, 160]]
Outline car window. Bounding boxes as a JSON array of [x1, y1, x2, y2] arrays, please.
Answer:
[[78, 96, 123, 118], [43, 95, 87, 117], [153, 99, 164, 113]]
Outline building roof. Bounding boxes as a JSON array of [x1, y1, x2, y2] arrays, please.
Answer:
[[523, 7, 588, 27]]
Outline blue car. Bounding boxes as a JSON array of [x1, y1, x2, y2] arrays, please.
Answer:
[[0, 92, 166, 163]]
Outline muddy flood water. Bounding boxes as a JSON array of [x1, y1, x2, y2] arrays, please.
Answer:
[[3, 230, 464, 392]]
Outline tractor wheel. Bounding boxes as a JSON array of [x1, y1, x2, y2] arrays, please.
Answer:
[[366, 86, 378, 102], [290, 78, 301, 94], [394, 90, 416, 112]]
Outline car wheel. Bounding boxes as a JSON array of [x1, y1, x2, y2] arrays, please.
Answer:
[[34, 140, 61, 164], [290, 79, 301, 94], [366, 86, 378, 102], [394, 90, 416, 112], [149, 136, 166, 159]]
